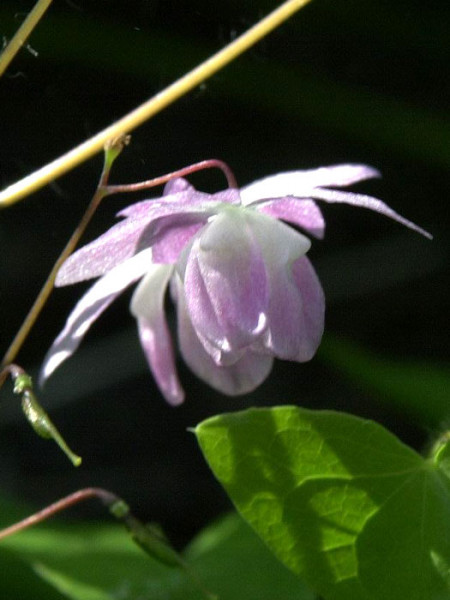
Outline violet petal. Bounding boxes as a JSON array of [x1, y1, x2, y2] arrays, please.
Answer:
[[118, 187, 240, 220], [130, 264, 184, 406], [40, 248, 153, 384], [242, 213, 321, 361], [163, 177, 194, 194], [117, 189, 206, 219], [56, 217, 153, 285], [183, 210, 269, 356], [291, 256, 325, 357], [174, 274, 273, 395], [57, 188, 238, 286], [255, 256, 324, 362], [256, 198, 325, 239], [310, 188, 432, 238], [137, 213, 208, 263]]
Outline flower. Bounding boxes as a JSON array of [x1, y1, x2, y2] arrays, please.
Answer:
[[40, 164, 430, 405]]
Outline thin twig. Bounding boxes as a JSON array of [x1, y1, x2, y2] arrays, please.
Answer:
[[0, 135, 130, 367], [0, 0, 313, 207], [0, 147, 112, 367], [0, 487, 216, 598], [0, 488, 118, 541], [0, 188, 105, 366], [0, 0, 53, 78], [0, 148, 237, 367]]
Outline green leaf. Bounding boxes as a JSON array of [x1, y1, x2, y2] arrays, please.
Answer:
[[0, 549, 64, 600], [195, 406, 450, 600], [186, 513, 315, 600], [0, 504, 313, 600], [33, 563, 111, 600]]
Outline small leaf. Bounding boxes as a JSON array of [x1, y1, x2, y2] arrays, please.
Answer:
[[195, 406, 450, 600], [0, 548, 64, 600], [33, 563, 111, 600]]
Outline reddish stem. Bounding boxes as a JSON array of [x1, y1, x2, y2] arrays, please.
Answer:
[[0, 488, 119, 541], [0, 363, 23, 390], [105, 158, 238, 195]]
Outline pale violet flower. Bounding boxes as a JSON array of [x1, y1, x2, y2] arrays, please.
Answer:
[[40, 164, 430, 405]]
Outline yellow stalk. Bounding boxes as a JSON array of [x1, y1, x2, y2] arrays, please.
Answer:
[[0, 0, 313, 208]]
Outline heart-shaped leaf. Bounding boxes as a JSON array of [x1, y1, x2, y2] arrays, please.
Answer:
[[195, 406, 450, 600]]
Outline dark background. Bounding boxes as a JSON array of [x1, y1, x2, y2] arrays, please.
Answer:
[[0, 0, 448, 545]]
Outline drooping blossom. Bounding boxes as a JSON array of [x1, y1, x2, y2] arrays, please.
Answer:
[[40, 164, 430, 405]]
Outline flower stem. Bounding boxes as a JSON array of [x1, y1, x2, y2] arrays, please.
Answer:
[[0, 0, 313, 207], [105, 158, 238, 195], [0, 487, 216, 599], [0, 0, 53, 78], [0, 488, 118, 541], [0, 135, 128, 368], [0, 143, 235, 367]]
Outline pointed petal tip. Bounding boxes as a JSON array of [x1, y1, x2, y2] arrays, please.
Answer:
[[348, 163, 382, 181], [322, 163, 382, 184], [38, 350, 70, 387], [419, 227, 433, 241]]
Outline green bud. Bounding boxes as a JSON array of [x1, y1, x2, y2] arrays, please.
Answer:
[[122, 514, 216, 599], [109, 499, 130, 519], [126, 516, 182, 567], [13, 373, 33, 394], [103, 134, 131, 170], [429, 430, 450, 480], [21, 390, 82, 467]]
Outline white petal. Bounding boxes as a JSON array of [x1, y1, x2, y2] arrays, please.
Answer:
[[40, 248, 153, 383], [240, 164, 380, 205]]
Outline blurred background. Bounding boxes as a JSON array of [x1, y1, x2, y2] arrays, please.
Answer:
[[0, 0, 448, 550]]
